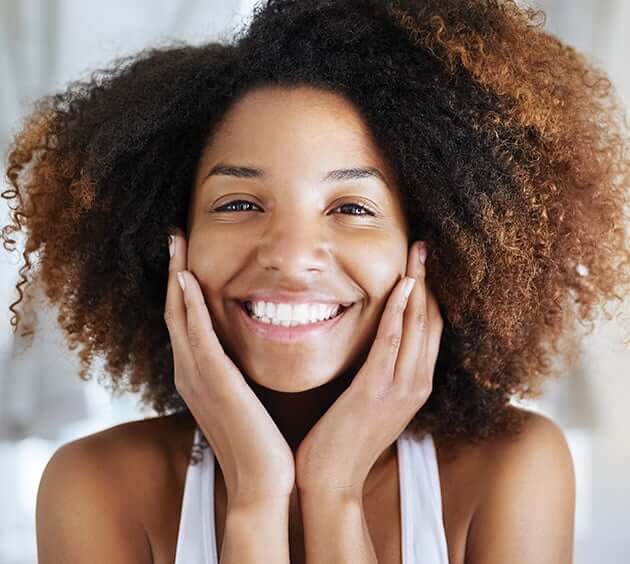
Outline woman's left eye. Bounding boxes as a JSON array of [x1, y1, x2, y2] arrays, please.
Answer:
[[333, 202, 376, 216], [214, 200, 376, 216]]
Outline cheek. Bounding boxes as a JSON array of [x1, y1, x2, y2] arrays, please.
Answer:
[[187, 231, 241, 272], [186, 236, 238, 302], [363, 262, 403, 304], [352, 243, 406, 305]]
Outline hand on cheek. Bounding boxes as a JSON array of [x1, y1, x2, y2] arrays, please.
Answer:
[[295, 240, 444, 497]]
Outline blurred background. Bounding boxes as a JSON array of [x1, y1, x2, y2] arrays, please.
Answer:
[[0, 0, 628, 563]]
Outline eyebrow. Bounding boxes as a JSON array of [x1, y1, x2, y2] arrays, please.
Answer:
[[206, 163, 390, 189]]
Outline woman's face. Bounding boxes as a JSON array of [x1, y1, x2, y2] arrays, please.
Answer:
[[187, 85, 410, 392]]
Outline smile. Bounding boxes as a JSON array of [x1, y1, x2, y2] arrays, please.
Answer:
[[237, 301, 353, 343]]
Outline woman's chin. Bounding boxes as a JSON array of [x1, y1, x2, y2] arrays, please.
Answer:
[[246, 373, 338, 393]]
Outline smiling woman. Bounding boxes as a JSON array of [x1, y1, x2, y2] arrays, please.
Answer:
[[183, 85, 413, 395], [1, 0, 629, 563]]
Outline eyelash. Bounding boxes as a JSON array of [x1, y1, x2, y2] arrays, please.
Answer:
[[214, 200, 377, 216]]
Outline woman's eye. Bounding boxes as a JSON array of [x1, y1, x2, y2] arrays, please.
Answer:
[[215, 200, 261, 212], [214, 200, 376, 216], [333, 202, 376, 216]]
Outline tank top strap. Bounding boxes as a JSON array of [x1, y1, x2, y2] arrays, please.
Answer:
[[397, 430, 449, 563], [174, 427, 219, 563]]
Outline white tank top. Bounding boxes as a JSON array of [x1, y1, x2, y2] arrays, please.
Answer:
[[174, 427, 449, 563]]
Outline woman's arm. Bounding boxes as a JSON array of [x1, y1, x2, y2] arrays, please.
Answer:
[[220, 497, 291, 564], [466, 412, 576, 563], [300, 491, 378, 564]]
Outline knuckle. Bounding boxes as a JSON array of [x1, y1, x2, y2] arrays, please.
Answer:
[[188, 328, 202, 349], [383, 332, 402, 349], [391, 384, 410, 402], [417, 310, 427, 326], [366, 382, 392, 402]]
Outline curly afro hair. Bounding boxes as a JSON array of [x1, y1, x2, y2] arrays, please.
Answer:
[[3, 0, 629, 454]]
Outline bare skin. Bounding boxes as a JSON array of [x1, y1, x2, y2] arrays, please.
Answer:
[[45, 406, 544, 564]]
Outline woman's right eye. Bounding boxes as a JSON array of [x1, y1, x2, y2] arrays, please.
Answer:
[[214, 200, 261, 212]]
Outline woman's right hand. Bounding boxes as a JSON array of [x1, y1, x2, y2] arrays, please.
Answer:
[[164, 228, 295, 509]]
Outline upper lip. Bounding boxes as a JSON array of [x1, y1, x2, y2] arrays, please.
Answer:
[[240, 290, 355, 307]]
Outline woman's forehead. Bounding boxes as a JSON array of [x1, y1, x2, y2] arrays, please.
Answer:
[[198, 86, 395, 184]]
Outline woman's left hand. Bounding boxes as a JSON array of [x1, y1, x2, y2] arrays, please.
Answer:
[[294, 241, 444, 498]]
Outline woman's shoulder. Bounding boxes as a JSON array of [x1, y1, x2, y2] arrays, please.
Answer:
[[475, 405, 574, 491], [36, 413, 196, 563], [50, 412, 196, 481], [435, 405, 567, 465], [461, 407, 575, 560], [476, 405, 570, 463], [434, 406, 573, 563], [39, 413, 197, 531], [438, 406, 575, 561]]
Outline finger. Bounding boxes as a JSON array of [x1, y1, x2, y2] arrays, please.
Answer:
[[362, 270, 416, 392], [164, 229, 191, 352], [395, 242, 431, 395], [424, 283, 444, 372], [178, 269, 225, 359], [164, 229, 202, 393], [177, 269, 249, 402]]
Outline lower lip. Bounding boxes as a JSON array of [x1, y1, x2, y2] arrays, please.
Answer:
[[237, 302, 352, 343]]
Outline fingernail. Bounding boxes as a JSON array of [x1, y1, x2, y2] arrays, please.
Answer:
[[168, 235, 175, 258], [177, 271, 186, 291], [402, 276, 416, 301], [418, 244, 427, 265]]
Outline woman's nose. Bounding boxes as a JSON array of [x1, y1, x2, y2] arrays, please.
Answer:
[[254, 213, 330, 275]]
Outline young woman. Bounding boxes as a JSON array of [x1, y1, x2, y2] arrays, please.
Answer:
[[3, 1, 628, 563]]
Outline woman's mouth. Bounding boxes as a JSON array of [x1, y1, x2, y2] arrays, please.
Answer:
[[237, 301, 354, 343]]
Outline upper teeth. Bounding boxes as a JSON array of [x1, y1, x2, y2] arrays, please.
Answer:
[[246, 301, 343, 326]]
